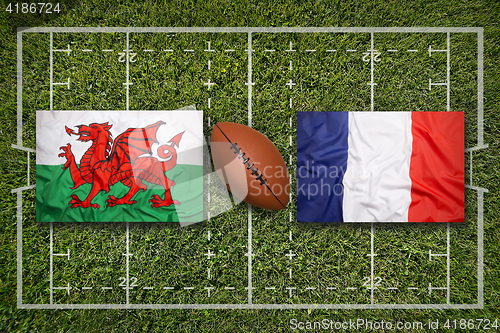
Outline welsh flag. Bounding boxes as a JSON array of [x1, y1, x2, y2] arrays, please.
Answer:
[[36, 110, 203, 223]]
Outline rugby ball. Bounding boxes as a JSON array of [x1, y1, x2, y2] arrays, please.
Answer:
[[211, 122, 289, 210]]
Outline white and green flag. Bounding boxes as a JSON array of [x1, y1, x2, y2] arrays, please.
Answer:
[[36, 109, 203, 223]]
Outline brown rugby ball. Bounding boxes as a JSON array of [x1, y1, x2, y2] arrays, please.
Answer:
[[211, 122, 289, 210]]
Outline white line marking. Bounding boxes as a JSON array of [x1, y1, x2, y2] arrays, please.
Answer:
[[305, 49, 316, 52], [204, 78, 215, 90], [289, 268, 292, 279], [208, 59, 211, 70], [306, 287, 316, 290], [407, 49, 418, 52], [82, 49, 92, 52], [428, 45, 447, 56], [225, 49, 235, 52], [184, 49, 194, 52], [208, 97, 211, 109], [265, 49, 275, 52], [53, 45, 71, 54], [386, 287, 398, 290], [82, 287, 92, 290], [326, 49, 336, 52], [225, 287, 235, 290], [326, 287, 337, 290], [465, 184, 489, 192], [102, 49, 113, 52], [126, 33, 130, 111], [265, 287, 275, 290], [286, 287, 296, 297], [205, 41, 214, 52], [285, 250, 296, 260], [208, 268, 211, 279], [143, 287, 153, 290], [387, 49, 398, 52], [53, 249, 70, 260], [205, 287, 214, 297], [163, 287, 174, 290], [470, 150, 473, 185], [289, 60, 292, 70], [408, 287, 418, 290], [53, 284, 71, 295], [478, 29, 484, 146], [27, 151, 30, 186], [429, 249, 447, 261], [289, 135, 292, 146], [163, 49, 174, 52], [102, 287, 113, 290], [447, 32, 450, 112], [143, 49, 154, 52], [347, 287, 357, 290], [286, 41, 295, 52], [184, 287, 195, 290], [289, 155, 292, 165], [289, 97, 292, 108], [347, 49, 357, 52], [204, 249, 215, 259]]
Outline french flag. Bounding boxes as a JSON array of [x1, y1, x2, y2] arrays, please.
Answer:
[[297, 111, 464, 222]]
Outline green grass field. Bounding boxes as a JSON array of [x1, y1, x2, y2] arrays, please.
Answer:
[[1, 1, 499, 332]]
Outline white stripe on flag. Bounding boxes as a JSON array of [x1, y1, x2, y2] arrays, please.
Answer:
[[36, 110, 203, 166], [343, 112, 413, 222]]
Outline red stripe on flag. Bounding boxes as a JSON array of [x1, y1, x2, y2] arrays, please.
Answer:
[[408, 112, 465, 222]]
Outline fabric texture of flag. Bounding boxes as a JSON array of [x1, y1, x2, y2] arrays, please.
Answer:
[[36, 110, 203, 223], [297, 111, 464, 222]]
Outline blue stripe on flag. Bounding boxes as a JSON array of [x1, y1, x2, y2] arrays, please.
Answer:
[[297, 112, 348, 222]]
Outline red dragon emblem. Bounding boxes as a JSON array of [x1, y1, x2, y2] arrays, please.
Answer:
[[58, 120, 183, 209]]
